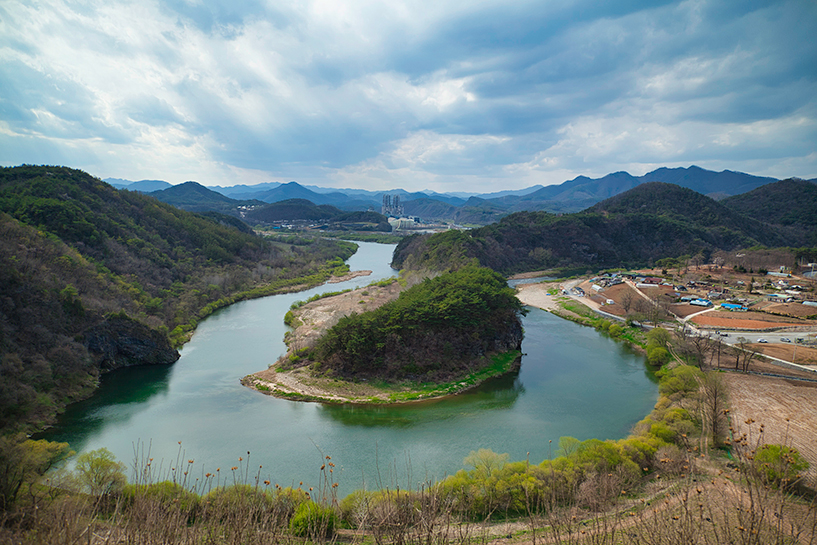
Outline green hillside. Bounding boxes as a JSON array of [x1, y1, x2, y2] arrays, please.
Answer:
[[392, 182, 797, 275], [246, 199, 392, 231], [0, 165, 356, 432], [302, 265, 525, 381], [721, 178, 817, 243], [150, 181, 265, 217]]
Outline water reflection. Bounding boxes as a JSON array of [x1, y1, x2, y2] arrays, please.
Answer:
[[35, 243, 658, 496], [317, 369, 525, 428], [38, 364, 173, 450]]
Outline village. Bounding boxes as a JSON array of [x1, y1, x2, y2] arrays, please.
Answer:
[[516, 253, 817, 486], [559, 260, 817, 366]]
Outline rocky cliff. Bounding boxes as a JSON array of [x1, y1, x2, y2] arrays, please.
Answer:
[[83, 315, 180, 370]]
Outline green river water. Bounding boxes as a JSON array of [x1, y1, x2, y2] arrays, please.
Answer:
[[41, 242, 658, 496]]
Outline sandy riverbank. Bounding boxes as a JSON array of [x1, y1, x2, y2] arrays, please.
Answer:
[[241, 271, 523, 404]]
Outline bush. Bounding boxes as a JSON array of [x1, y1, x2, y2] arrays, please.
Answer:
[[754, 444, 810, 488], [204, 484, 271, 512], [608, 324, 624, 337], [0, 435, 72, 509], [289, 501, 337, 537], [122, 481, 200, 514], [74, 448, 126, 496], [657, 364, 703, 396], [647, 346, 670, 365]]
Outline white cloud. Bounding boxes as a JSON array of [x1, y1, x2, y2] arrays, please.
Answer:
[[1, 0, 815, 188]]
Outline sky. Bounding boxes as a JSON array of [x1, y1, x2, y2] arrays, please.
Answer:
[[1, 0, 816, 193]]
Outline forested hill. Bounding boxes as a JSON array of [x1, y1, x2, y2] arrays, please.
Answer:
[[721, 179, 817, 242], [149, 180, 265, 217], [245, 199, 392, 231], [0, 165, 356, 433], [392, 182, 798, 275], [305, 265, 525, 382]]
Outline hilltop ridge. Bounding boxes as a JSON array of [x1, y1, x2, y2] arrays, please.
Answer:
[[392, 182, 800, 275]]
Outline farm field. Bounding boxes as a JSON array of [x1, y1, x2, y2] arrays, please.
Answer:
[[722, 372, 817, 486]]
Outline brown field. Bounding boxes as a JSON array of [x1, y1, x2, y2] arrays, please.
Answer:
[[747, 343, 817, 366], [765, 302, 817, 318], [670, 303, 706, 318], [723, 372, 817, 486], [692, 310, 805, 330]]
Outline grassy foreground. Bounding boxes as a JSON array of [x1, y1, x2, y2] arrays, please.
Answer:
[[2, 351, 814, 544]]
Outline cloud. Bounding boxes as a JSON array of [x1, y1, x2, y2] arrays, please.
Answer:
[[1, 0, 815, 190]]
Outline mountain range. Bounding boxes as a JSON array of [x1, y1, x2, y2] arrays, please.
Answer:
[[392, 179, 816, 275], [107, 166, 814, 226]]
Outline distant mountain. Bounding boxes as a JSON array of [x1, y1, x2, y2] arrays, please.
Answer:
[[392, 182, 796, 275], [478, 166, 781, 215], [104, 178, 172, 192], [152, 181, 236, 205], [245, 198, 391, 231], [213, 182, 282, 199], [112, 166, 792, 227], [150, 181, 265, 218], [248, 182, 357, 206], [402, 197, 511, 225], [246, 198, 342, 222], [448, 186, 545, 199], [721, 178, 817, 228], [639, 166, 778, 197]]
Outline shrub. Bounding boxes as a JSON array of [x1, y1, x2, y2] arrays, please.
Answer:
[[754, 444, 809, 488], [647, 346, 670, 366], [657, 364, 703, 396], [122, 481, 200, 514], [0, 435, 72, 509], [74, 448, 126, 496], [289, 501, 337, 537]]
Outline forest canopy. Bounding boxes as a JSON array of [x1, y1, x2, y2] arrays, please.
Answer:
[[304, 265, 526, 382]]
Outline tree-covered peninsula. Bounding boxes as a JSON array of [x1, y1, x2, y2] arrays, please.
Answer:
[[249, 265, 526, 402]]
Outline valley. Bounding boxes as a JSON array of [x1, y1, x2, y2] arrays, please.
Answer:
[[2, 163, 816, 544]]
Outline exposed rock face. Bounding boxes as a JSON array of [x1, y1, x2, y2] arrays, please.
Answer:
[[83, 315, 180, 370], [491, 316, 524, 353]]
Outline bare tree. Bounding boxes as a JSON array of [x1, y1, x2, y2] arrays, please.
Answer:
[[732, 337, 757, 372], [620, 290, 634, 314], [685, 333, 711, 369], [700, 371, 728, 446]]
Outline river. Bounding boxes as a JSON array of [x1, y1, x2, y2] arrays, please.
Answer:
[[41, 241, 657, 496]]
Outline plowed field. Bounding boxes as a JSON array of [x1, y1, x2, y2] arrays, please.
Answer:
[[723, 373, 817, 486]]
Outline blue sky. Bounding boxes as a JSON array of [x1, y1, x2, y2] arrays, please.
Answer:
[[1, 0, 815, 192]]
